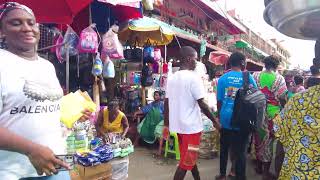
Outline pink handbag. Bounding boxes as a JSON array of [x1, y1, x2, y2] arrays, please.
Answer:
[[154, 48, 162, 61]]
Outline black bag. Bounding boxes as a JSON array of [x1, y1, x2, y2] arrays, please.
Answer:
[[141, 65, 153, 87], [231, 72, 266, 134], [123, 41, 142, 62]]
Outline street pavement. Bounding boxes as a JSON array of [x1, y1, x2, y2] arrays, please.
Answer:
[[128, 147, 261, 180]]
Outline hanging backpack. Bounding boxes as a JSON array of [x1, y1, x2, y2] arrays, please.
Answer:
[[154, 48, 162, 61], [78, 24, 99, 53], [152, 61, 159, 74], [231, 72, 266, 134], [143, 40, 155, 64], [102, 56, 115, 78], [141, 64, 153, 87], [101, 28, 124, 60]]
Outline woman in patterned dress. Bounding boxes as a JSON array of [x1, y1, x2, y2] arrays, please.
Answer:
[[253, 56, 288, 180]]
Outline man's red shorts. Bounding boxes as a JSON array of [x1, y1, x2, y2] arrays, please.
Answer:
[[178, 132, 202, 171]]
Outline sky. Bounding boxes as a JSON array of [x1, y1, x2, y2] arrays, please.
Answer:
[[215, 0, 315, 70]]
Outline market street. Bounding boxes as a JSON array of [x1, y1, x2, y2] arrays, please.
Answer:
[[128, 147, 260, 180]]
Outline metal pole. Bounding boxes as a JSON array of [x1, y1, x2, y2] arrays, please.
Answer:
[[66, 46, 70, 93]]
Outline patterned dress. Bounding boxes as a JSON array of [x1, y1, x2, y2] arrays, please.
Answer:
[[273, 85, 320, 180], [253, 71, 287, 162]]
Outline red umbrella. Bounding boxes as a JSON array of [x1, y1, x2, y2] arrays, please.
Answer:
[[0, 0, 93, 24]]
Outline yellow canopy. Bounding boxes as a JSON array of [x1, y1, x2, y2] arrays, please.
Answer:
[[119, 16, 174, 46]]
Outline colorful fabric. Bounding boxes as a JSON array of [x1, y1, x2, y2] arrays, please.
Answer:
[[137, 108, 163, 144], [217, 71, 257, 129], [102, 109, 124, 133], [273, 85, 320, 180], [141, 101, 164, 119], [178, 132, 202, 171], [254, 72, 287, 118], [253, 71, 287, 162], [137, 120, 163, 141]]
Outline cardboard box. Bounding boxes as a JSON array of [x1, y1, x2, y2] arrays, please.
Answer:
[[72, 163, 112, 180], [70, 171, 111, 180]]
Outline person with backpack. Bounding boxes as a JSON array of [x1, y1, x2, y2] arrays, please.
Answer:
[[252, 56, 287, 180], [215, 52, 257, 180]]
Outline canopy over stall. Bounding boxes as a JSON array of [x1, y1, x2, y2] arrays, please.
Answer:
[[118, 17, 174, 46], [0, 0, 93, 24]]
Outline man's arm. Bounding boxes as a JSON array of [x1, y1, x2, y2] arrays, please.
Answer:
[[198, 98, 220, 131], [217, 101, 222, 119]]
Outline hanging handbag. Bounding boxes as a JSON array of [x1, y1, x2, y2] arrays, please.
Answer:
[[141, 64, 154, 87], [143, 39, 155, 64], [154, 48, 162, 61], [124, 40, 142, 62]]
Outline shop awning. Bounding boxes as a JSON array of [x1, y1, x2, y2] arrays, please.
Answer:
[[235, 41, 248, 48], [118, 16, 174, 46], [247, 59, 264, 71], [192, 0, 246, 34], [208, 51, 230, 65], [146, 17, 229, 53], [0, 0, 93, 24]]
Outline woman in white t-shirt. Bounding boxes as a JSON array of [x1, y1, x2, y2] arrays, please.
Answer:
[[0, 2, 90, 180]]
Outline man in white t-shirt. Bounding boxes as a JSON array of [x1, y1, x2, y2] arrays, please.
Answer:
[[164, 46, 220, 180]]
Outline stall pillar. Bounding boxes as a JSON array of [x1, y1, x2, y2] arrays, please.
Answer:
[[141, 86, 146, 106]]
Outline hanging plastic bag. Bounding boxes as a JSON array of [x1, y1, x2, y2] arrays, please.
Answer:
[[102, 27, 124, 60], [78, 24, 99, 53], [142, 0, 154, 10], [61, 26, 79, 58], [92, 53, 103, 76], [55, 34, 64, 63], [103, 56, 115, 78]]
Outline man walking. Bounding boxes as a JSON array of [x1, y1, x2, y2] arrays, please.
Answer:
[[215, 52, 257, 180], [164, 46, 220, 180]]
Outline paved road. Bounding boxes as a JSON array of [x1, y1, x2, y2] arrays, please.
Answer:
[[128, 147, 262, 180]]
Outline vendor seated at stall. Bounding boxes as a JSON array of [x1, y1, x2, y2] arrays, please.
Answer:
[[133, 91, 164, 157], [97, 99, 129, 139]]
